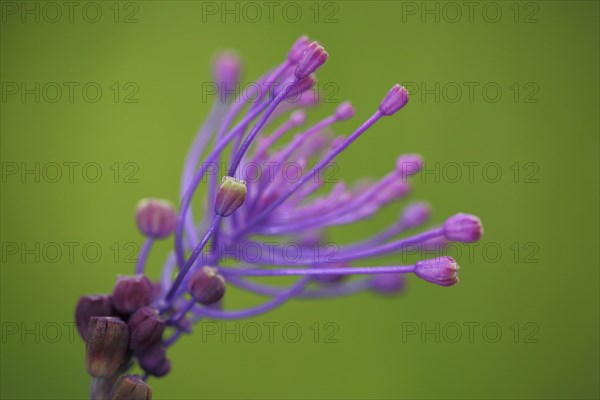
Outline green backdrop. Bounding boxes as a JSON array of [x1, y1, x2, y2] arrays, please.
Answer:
[[1, 1, 599, 399]]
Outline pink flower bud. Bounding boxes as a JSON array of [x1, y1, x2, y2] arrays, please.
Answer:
[[379, 84, 409, 116], [135, 198, 177, 239]]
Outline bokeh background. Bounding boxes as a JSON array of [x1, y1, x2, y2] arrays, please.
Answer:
[[1, 1, 599, 399]]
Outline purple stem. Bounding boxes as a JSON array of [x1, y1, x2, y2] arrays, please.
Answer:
[[192, 277, 310, 320], [227, 78, 299, 177], [218, 264, 415, 277], [166, 216, 222, 304], [135, 239, 153, 275], [226, 275, 373, 298]]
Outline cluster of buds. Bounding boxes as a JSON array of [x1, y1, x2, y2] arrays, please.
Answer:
[[76, 35, 483, 398]]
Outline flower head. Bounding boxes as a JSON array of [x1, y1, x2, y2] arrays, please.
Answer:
[[75, 35, 484, 396]]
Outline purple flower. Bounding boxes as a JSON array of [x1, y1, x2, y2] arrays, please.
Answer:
[[414, 256, 460, 286], [75, 36, 484, 396]]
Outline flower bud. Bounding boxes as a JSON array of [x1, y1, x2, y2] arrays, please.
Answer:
[[288, 35, 310, 63], [213, 51, 241, 96], [112, 275, 154, 315], [312, 262, 349, 284], [379, 84, 409, 116], [371, 273, 406, 294], [111, 374, 152, 400], [414, 256, 459, 287], [127, 307, 165, 351], [215, 176, 246, 217], [135, 198, 177, 239], [75, 295, 115, 340], [335, 101, 355, 120], [294, 41, 328, 79], [290, 110, 307, 126], [396, 154, 423, 178], [189, 266, 226, 305], [400, 202, 430, 229], [138, 344, 171, 377], [284, 74, 316, 100], [443, 213, 483, 243], [86, 317, 129, 377]]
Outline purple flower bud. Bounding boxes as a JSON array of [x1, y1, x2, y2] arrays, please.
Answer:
[[414, 256, 460, 287], [443, 213, 483, 243], [400, 202, 431, 229], [215, 176, 246, 217], [396, 154, 423, 178], [335, 101, 355, 120], [128, 307, 165, 351], [379, 84, 409, 116], [86, 316, 129, 377], [375, 180, 410, 205], [189, 266, 226, 305], [312, 262, 349, 284], [285, 74, 316, 100], [371, 273, 406, 294], [135, 198, 177, 239], [288, 35, 310, 63], [290, 110, 307, 126], [138, 344, 171, 377], [111, 374, 152, 400], [112, 275, 154, 315], [294, 41, 328, 80], [213, 51, 241, 96], [75, 295, 115, 340]]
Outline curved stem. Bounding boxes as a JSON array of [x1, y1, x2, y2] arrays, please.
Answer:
[[135, 239, 153, 275]]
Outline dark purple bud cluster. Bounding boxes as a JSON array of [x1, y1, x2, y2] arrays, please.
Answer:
[[75, 274, 169, 396]]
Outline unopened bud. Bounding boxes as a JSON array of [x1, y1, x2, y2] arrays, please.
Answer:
[[288, 35, 310, 63], [335, 101, 355, 120], [86, 317, 129, 377], [213, 51, 241, 96], [112, 275, 154, 315], [137, 344, 171, 377], [189, 266, 226, 305], [111, 374, 152, 400], [215, 176, 246, 217], [414, 256, 460, 287], [443, 213, 483, 243], [135, 199, 177, 239], [75, 295, 115, 340], [128, 307, 165, 351], [294, 41, 328, 79], [379, 84, 409, 116]]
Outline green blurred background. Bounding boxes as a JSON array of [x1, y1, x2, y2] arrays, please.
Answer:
[[1, 1, 598, 399]]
